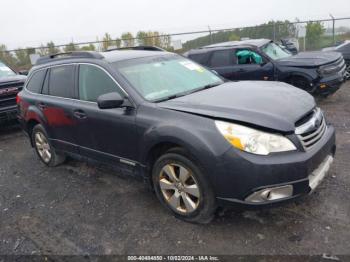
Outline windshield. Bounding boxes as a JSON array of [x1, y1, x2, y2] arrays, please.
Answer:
[[112, 55, 223, 101], [262, 42, 292, 60], [0, 61, 16, 78]]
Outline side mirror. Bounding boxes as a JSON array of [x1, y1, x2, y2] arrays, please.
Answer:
[[97, 92, 125, 109], [18, 70, 28, 76]]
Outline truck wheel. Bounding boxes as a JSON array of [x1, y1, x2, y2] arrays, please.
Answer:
[[152, 148, 216, 224], [288, 76, 314, 93], [31, 124, 66, 167]]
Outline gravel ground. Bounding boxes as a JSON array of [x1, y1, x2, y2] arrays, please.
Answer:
[[0, 83, 349, 256]]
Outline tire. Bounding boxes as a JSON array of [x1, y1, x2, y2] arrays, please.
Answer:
[[152, 148, 216, 224], [31, 124, 66, 167], [288, 76, 314, 93]]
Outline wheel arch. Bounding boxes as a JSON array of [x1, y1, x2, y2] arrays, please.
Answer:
[[139, 126, 221, 190], [25, 105, 47, 146]]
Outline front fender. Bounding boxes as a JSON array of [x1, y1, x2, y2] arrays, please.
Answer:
[[277, 67, 318, 83], [139, 123, 229, 166]]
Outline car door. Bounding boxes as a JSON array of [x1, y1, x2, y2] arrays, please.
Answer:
[[39, 64, 78, 153], [233, 48, 275, 81], [208, 49, 237, 80], [71, 63, 138, 171]]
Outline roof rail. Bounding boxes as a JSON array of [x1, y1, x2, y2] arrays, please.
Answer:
[[35, 51, 104, 65], [105, 46, 165, 52]]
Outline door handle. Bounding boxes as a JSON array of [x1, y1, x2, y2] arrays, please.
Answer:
[[73, 110, 87, 119], [38, 102, 47, 110]]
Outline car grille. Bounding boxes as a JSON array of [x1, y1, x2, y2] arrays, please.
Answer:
[[0, 82, 23, 108], [322, 57, 346, 75], [295, 108, 327, 150]]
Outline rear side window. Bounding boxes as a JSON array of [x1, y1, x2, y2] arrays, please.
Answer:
[[78, 64, 123, 102], [209, 50, 233, 67], [48, 65, 75, 98], [188, 53, 210, 65], [26, 70, 47, 93]]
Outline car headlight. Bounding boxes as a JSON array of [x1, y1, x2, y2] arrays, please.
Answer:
[[318, 65, 337, 76], [215, 121, 296, 155]]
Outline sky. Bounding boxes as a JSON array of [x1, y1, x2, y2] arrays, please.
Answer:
[[1, 0, 350, 49]]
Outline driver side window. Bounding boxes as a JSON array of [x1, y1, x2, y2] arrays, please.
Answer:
[[78, 64, 123, 102], [236, 50, 263, 65]]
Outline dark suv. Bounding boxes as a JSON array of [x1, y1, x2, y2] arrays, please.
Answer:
[[323, 40, 350, 78], [184, 39, 347, 96], [0, 60, 26, 123], [17, 50, 335, 223]]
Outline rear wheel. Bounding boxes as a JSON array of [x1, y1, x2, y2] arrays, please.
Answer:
[[32, 124, 66, 167], [152, 148, 216, 223]]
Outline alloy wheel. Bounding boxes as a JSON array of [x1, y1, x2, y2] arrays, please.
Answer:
[[34, 132, 52, 163], [159, 163, 200, 214]]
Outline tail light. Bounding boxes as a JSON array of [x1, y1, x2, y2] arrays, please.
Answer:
[[16, 93, 21, 104]]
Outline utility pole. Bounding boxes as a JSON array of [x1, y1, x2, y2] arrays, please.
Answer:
[[330, 14, 336, 45]]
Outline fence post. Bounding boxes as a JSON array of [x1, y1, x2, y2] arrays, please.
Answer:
[[330, 14, 336, 45], [208, 26, 213, 44]]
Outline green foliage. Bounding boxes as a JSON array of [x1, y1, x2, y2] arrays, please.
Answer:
[[64, 42, 78, 52], [228, 33, 240, 41], [306, 22, 325, 50], [47, 41, 60, 54], [136, 31, 172, 49], [115, 38, 121, 48], [0, 44, 17, 68], [102, 33, 114, 51], [80, 44, 96, 51], [183, 20, 297, 51], [14, 47, 35, 69], [121, 32, 135, 47]]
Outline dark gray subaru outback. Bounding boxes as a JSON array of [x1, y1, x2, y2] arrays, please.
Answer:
[[17, 49, 336, 223]]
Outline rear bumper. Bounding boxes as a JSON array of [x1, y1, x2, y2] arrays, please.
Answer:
[[213, 125, 336, 207], [0, 105, 17, 123]]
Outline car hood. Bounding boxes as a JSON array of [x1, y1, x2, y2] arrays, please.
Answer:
[[276, 51, 342, 67], [0, 75, 26, 86], [158, 81, 315, 132]]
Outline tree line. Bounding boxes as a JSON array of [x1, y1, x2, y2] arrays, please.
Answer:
[[182, 21, 333, 51], [0, 31, 172, 70], [1, 20, 349, 71]]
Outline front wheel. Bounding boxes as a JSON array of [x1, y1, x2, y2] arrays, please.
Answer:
[[152, 148, 216, 224], [288, 76, 314, 93]]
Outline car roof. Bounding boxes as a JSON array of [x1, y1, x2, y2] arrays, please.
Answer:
[[102, 50, 169, 62], [32, 49, 173, 70], [205, 39, 271, 48], [186, 39, 272, 55]]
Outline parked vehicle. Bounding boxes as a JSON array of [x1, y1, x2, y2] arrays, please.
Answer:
[[280, 38, 299, 55], [17, 50, 335, 223], [0, 60, 26, 123], [184, 39, 347, 96], [323, 40, 350, 79]]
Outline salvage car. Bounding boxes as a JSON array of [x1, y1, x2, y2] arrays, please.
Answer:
[[323, 40, 350, 78], [184, 39, 347, 96], [0, 60, 26, 123], [17, 50, 335, 223]]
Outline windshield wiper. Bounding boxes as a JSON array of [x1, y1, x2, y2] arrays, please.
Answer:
[[154, 82, 222, 103], [154, 93, 187, 103], [188, 82, 222, 95]]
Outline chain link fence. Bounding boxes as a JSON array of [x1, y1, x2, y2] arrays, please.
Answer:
[[1, 17, 350, 71]]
